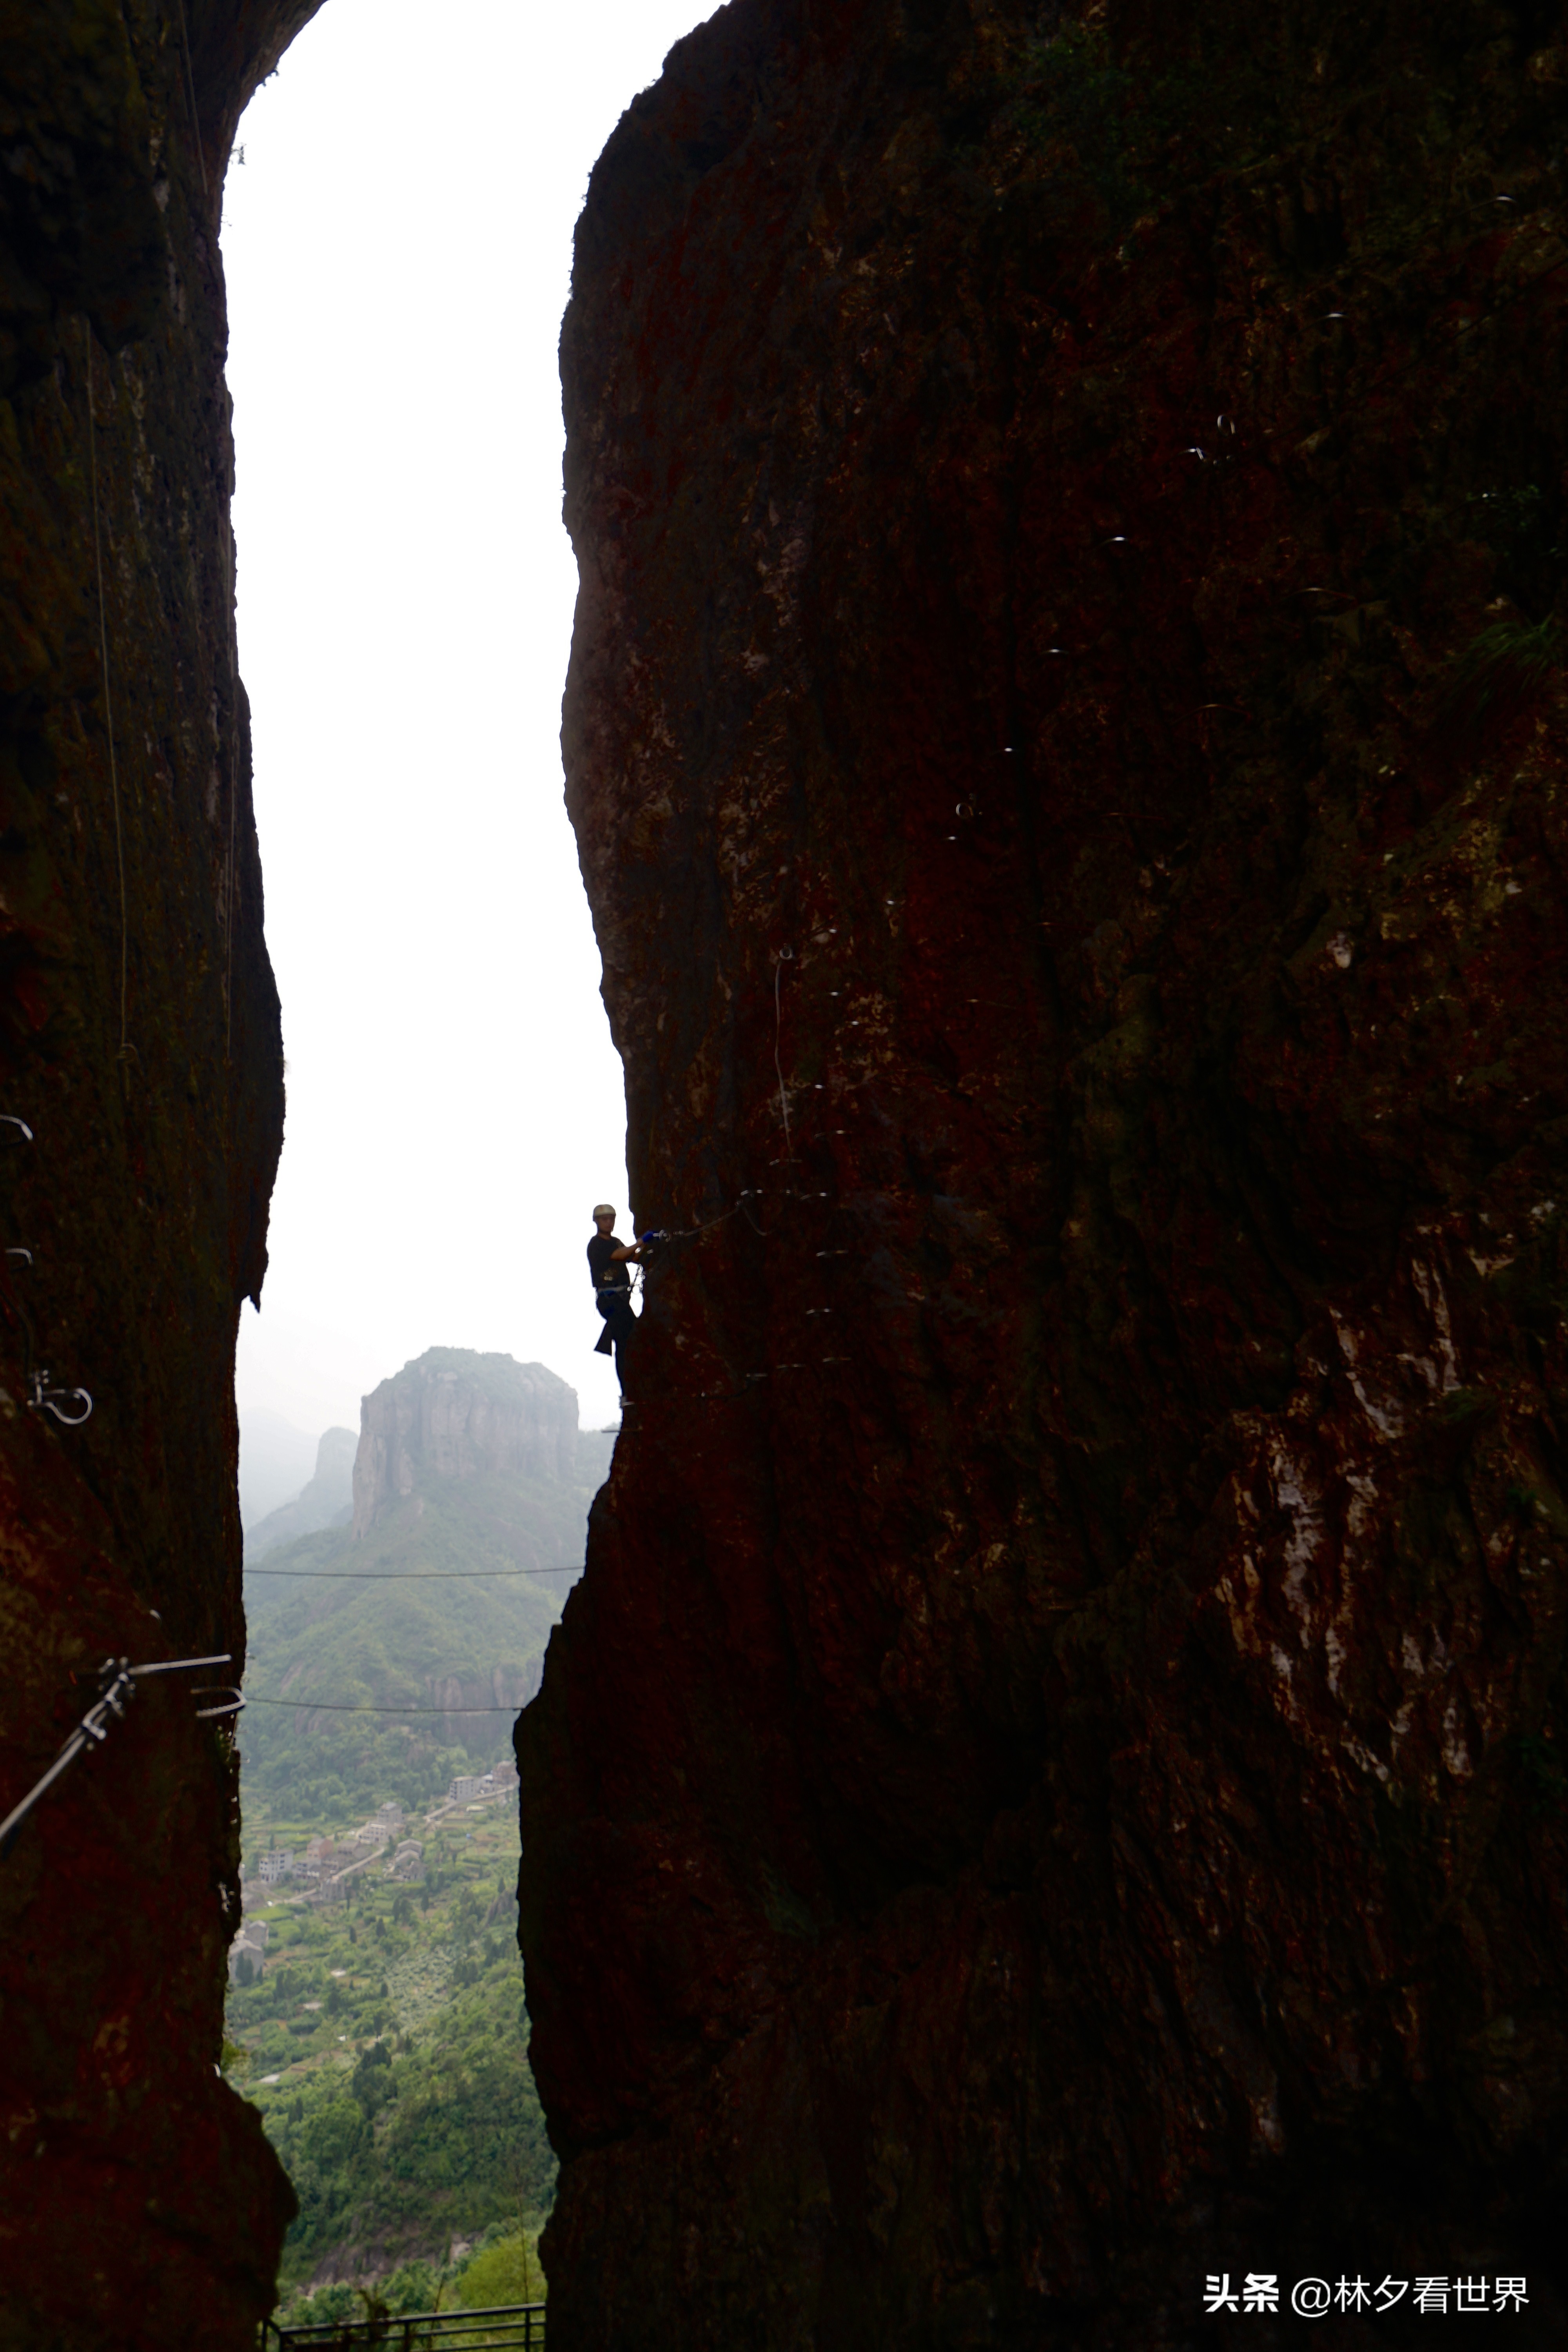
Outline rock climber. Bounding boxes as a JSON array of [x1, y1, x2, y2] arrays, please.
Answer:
[[587, 1203, 648, 1388]]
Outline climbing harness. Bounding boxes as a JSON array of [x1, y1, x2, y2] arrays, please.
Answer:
[[0, 1653, 238, 1858]]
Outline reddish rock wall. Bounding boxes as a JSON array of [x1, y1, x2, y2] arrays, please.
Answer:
[[520, 0, 1568, 2342], [0, 4, 320, 2343]]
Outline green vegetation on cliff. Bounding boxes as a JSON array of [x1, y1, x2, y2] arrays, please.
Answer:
[[240, 1478, 585, 1822], [239, 1348, 612, 1821]]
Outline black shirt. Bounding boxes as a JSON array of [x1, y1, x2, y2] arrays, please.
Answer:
[[588, 1232, 630, 1293]]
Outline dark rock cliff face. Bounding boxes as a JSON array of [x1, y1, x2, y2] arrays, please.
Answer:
[[0, 4, 320, 2344], [520, 1, 1568, 2343]]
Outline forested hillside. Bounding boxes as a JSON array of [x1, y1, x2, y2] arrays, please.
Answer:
[[227, 1804, 550, 2312], [239, 1349, 613, 1820], [240, 1482, 582, 1821]]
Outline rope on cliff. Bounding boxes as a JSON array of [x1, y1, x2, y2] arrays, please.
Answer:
[[224, 722, 238, 1062], [243, 1697, 527, 1716], [692, 1356, 851, 1404], [646, 1191, 765, 1246], [773, 946, 794, 1163], [606, 1173, 846, 1401], [83, 322, 131, 1080], [245, 1564, 586, 1580], [644, 1177, 837, 1252], [173, 0, 208, 196], [0, 1653, 235, 1859], [605, 931, 858, 1263]]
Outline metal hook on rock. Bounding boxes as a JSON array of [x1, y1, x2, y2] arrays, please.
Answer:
[[87, 1659, 136, 1728], [191, 1684, 245, 1721], [27, 1372, 93, 1426], [1, 1116, 33, 1144], [5, 1248, 31, 1265]]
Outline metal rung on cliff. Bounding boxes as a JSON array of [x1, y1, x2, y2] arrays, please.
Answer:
[[261, 2304, 544, 2351]]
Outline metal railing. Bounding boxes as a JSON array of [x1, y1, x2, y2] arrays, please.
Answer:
[[262, 2305, 544, 2350]]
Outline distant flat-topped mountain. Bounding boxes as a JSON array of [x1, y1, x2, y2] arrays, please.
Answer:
[[240, 1350, 615, 1820], [353, 1348, 587, 1538]]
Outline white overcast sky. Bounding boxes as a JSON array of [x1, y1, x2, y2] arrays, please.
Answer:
[[222, 0, 712, 1462]]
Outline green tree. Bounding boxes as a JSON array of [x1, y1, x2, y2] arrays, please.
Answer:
[[458, 2233, 544, 2307], [296, 2097, 367, 2178], [352, 2041, 396, 2122]]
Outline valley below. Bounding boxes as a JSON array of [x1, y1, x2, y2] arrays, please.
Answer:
[[225, 1794, 549, 2321], [225, 1345, 612, 2317]]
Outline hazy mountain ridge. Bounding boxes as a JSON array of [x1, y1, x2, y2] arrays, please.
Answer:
[[240, 1407, 323, 1528], [246, 1426, 358, 1563]]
